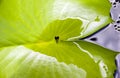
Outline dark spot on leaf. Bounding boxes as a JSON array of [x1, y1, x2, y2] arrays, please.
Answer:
[[90, 37, 97, 41], [55, 36, 59, 43], [55, 36, 59, 40], [103, 66, 107, 71]]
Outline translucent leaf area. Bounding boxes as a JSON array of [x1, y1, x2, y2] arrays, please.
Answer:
[[0, 46, 86, 78], [0, 0, 118, 78], [26, 40, 118, 78]]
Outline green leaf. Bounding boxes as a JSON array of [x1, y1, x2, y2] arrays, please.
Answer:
[[0, 0, 112, 47], [0, 0, 117, 78], [0, 46, 86, 78], [26, 40, 118, 78], [39, 18, 83, 41]]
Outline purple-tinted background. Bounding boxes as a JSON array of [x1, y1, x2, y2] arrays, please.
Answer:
[[85, 0, 120, 77]]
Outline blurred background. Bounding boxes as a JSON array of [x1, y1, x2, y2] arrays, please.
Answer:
[[85, 0, 120, 77]]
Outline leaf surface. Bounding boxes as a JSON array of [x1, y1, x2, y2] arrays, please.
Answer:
[[0, 46, 86, 78], [0, 0, 112, 47], [26, 40, 118, 78], [0, 0, 117, 78]]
